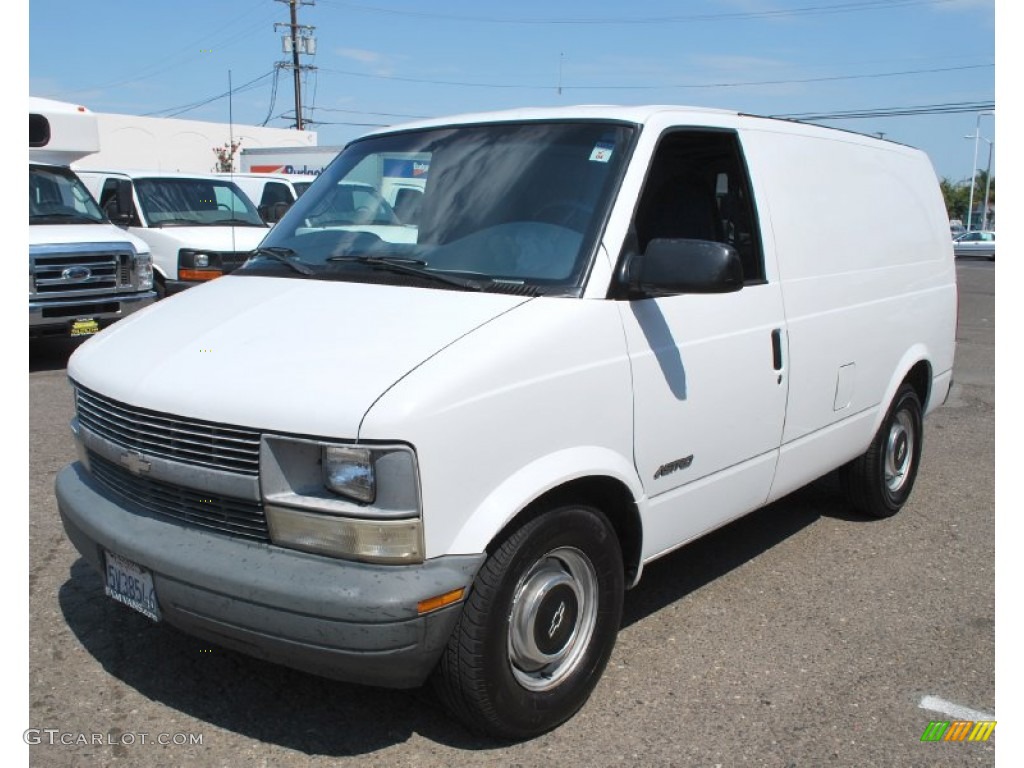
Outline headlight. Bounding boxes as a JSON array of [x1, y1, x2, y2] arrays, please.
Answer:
[[178, 248, 222, 281], [260, 436, 422, 563], [323, 446, 375, 502], [135, 252, 154, 290]]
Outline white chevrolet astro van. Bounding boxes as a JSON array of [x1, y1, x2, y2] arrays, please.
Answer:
[[56, 106, 957, 739]]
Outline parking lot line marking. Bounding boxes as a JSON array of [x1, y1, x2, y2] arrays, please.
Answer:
[[919, 695, 994, 722]]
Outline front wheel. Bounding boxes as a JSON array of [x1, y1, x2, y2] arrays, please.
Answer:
[[431, 504, 624, 740], [841, 383, 923, 518]]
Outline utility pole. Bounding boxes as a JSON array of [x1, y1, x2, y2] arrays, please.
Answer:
[[275, 0, 316, 130]]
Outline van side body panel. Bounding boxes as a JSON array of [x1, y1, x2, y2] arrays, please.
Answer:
[[735, 122, 956, 502], [359, 298, 637, 560]]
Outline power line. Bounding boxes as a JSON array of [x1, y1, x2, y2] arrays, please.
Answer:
[[773, 101, 996, 120], [314, 106, 430, 119], [261, 68, 282, 126], [318, 0, 965, 25], [143, 71, 275, 118], [315, 62, 993, 92], [52, 4, 279, 98], [284, 98, 1001, 134]]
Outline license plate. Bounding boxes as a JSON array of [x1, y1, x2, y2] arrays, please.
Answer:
[[104, 551, 161, 621], [70, 318, 100, 337]]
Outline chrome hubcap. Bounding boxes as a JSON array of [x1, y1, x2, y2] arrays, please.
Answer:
[[507, 547, 598, 691], [885, 410, 915, 493]]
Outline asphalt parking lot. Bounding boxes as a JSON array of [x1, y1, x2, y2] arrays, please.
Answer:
[[27, 260, 995, 767]]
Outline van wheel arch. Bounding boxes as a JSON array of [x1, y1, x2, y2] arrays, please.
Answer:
[[841, 373, 926, 518], [432, 501, 625, 739], [486, 476, 643, 587]]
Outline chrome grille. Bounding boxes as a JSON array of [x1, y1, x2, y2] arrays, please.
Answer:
[[32, 251, 131, 294], [88, 450, 269, 541], [216, 251, 254, 275], [75, 385, 261, 475]]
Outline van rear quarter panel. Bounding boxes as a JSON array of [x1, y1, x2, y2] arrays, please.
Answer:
[[737, 124, 956, 495]]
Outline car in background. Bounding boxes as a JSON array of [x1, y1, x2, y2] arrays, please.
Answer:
[[953, 230, 995, 260]]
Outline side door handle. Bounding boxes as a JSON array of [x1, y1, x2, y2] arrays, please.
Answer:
[[771, 329, 784, 379]]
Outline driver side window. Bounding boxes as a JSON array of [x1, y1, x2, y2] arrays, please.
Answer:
[[629, 130, 765, 284]]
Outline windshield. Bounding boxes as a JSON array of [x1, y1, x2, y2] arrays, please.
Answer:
[[134, 177, 265, 228], [29, 165, 106, 225], [243, 121, 636, 295]]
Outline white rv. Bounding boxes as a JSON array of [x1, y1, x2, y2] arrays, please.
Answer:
[[29, 97, 154, 338], [57, 106, 956, 739], [77, 170, 269, 297]]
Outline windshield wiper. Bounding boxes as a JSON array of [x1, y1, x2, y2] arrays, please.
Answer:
[[327, 255, 486, 291], [251, 246, 315, 275], [152, 218, 204, 228], [214, 218, 266, 228], [30, 213, 102, 224]]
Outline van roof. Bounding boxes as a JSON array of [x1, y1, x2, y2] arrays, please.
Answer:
[[76, 169, 247, 182], [359, 104, 915, 151]]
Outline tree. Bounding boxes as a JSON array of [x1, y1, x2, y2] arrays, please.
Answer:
[[939, 177, 971, 222], [939, 171, 994, 224], [212, 139, 243, 173]]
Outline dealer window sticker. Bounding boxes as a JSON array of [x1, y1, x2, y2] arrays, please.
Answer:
[[589, 142, 614, 163]]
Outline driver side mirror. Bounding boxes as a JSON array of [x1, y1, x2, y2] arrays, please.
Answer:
[[623, 238, 744, 298], [105, 179, 135, 225]]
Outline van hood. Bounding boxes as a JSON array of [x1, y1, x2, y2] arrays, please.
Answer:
[[135, 225, 268, 253], [68, 275, 531, 438], [29, 222, 150, 252]]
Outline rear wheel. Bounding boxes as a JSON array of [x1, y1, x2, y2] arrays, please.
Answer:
[[841, 383, 923, 518], [432, 504, 623, 740]]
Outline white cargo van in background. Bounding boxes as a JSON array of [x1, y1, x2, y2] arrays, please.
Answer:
[[56, 106, 957, 740], [77, 170, 268, 297], [213, 172, 304, 224], [29, 97, 155, 338]]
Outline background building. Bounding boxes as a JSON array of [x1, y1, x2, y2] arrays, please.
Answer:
[[71, 111, 316, 174]]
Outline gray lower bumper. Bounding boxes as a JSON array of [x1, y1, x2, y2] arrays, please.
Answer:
[[29, 291, 155, 336], [56, 463, 484, 688]]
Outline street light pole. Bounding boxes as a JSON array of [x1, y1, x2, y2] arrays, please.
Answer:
[[981, 137, 994, 230], [965, 110, 994, 230]]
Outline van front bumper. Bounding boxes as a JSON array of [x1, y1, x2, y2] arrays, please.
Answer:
[[29, 291, 156, 337], [55, 463, 483, 689]]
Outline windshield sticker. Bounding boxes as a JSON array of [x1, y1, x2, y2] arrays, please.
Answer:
[[589, 142, 614, 163]]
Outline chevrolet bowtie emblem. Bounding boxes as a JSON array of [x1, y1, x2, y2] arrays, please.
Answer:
[[120, 451, 152, 476]]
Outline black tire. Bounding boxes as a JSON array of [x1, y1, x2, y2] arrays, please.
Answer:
[[154, 273, 167, 300], [431, 504, 624, 740], [841, 383, 923, 518]]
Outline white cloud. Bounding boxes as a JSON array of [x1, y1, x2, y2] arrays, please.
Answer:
[[335, 47, 384, 65]]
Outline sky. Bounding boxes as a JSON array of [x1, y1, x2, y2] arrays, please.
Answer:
[[27, 0, 997, 184]]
